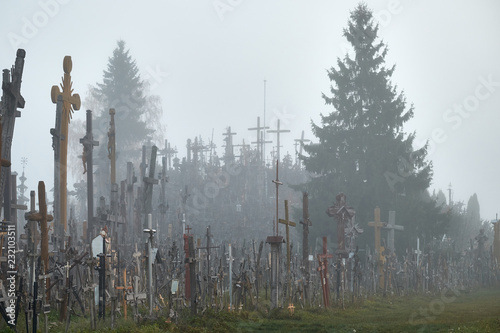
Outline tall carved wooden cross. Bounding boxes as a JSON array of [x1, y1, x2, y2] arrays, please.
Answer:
[[1, 49, 25, 219], [278, 199, 296, 305], [368, 207, 387, 289], [326, 193, 355, 258], [51, 56, 81, 233]]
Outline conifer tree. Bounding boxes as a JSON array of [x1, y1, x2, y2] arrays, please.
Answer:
[[301, 4, 441, 249]]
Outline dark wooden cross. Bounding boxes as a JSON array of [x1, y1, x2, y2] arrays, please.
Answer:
[[271, 160, 282, 235], [278, 199, 296, 305], [300, 192, 312, 304], [294, 130, 310, 168], [1, 49, 25, 219], [160, 139, 177, 170], [267, 119, 290, 163], [80, 110, 99, 242], [317, 236, 333, 308], [222, 126, 237, 163], [326, 193, 355, 258], [142, 146, 158, 235]]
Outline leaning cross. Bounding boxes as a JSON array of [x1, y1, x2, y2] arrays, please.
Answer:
[[384, 211, 404, 252], [278, 199, 296, 305], [368, 207, 387, 289], [51, 55, 81, 233]]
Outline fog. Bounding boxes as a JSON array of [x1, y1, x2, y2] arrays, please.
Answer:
[[1, 0, 499, 219]]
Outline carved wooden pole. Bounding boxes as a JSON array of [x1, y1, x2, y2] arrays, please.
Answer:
[[51, 56, 80, 235], [0, 49, 25, 217]]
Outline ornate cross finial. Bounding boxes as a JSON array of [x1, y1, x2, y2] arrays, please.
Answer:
[[51, 56, 81, 119]]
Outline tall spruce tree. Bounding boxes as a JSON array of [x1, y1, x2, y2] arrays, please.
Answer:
[[300, 4, 441, 251]]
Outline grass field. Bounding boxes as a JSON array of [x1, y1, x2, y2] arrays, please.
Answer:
[[2, 287, 499, 332]]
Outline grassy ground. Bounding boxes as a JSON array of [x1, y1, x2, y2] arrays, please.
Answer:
[[2, 287, 499, 332]]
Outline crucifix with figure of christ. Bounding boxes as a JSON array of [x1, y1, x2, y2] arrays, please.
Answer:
[[51, 56, 81, 235]]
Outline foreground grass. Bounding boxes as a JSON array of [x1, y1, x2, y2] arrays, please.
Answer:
[[2, 287, 500, 332]]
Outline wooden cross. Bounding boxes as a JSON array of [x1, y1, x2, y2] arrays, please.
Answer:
[[24, 182, 54, 302], [0, 49, 25, 217], [0, 123, 11, 168], [317, 236, 333, 308], [267, 119, 290, 163], [271, 160, 282, 235], [222, 126, 237, 162], [279, 200, 296, 304], [294, 130, 310, 167], [415, 237, 422, 266], [248, 116, 270, 164], [368, 207, 387, 289], [142, 146, 158, 233], [51, 55, 81, 233], [326, 193, 355, 258], [384, 211, 404, 251], [115, 269, 132, 320]]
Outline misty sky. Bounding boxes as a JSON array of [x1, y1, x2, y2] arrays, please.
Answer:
[[1, 0, 499, 221]]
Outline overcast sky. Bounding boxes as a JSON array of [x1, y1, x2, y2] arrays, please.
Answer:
[[1, 0, 499, 221]]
